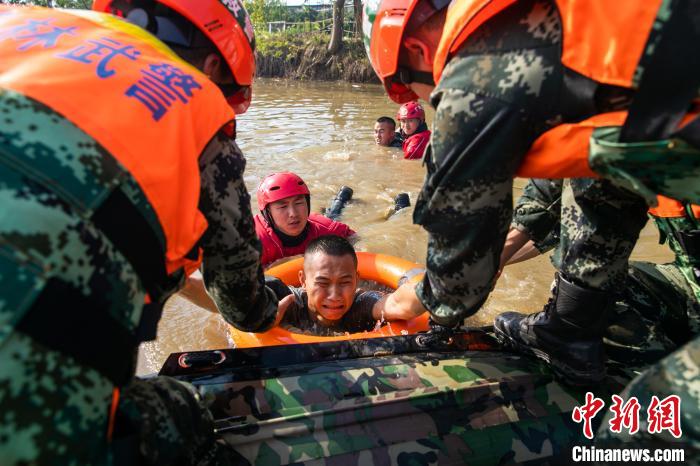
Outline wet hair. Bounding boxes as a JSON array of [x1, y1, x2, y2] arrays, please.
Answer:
[[376, 116, 396, 129], [304, 235, 358, 267]]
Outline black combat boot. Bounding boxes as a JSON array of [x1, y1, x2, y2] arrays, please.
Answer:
[[494, 274, 612, 386]]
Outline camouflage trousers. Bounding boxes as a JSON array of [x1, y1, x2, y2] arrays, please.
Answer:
[[514, 179, 700, 457], [0, 211, 236, 465], [513, 178, 699, 371]]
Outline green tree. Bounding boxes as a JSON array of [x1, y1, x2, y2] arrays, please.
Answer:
[[244, 0, 287, 28]]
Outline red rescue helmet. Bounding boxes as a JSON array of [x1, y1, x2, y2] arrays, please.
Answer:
[[93, 0, 255, 114], [257, 172, 311, 212], [397, 101, 425, 120]]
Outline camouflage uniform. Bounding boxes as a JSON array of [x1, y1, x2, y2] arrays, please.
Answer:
[[512, 178, 699, 369], [0, 86, 276, 463], [413, 0, 648, 326], [513, 178, 700, 455]]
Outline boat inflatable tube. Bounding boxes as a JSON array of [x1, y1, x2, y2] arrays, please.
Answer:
[[229, 252, 429, 347]]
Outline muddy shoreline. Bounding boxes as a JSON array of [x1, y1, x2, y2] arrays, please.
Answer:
[[255, 34, 378, 83]]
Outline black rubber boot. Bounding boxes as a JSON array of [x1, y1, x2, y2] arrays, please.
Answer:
[[494, 274, 612, 386]]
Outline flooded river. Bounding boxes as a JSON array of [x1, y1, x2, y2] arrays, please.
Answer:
[[136, 79, 674, 375]]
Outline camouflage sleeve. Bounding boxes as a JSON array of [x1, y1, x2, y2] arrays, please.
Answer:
[[412, 91, 525, 326], [116, 377, 239, 466], [412, 0, 563, 326], [198, 131, 278, 332], [512, 179, 563, 253]]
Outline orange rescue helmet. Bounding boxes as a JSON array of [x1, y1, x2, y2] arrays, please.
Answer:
[[363, 0, 448, 103], [93, 0, 255, 113]]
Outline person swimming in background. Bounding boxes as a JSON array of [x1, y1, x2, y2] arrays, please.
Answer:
[[268, 235, 425, 336], [397, 101, 430, 160], [374, 116, 404, 148], [255, 172, 355, 268]]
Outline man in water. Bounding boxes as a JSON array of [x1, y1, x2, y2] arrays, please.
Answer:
[[374, 116, 404, 147], [268, 235, 424, 335]]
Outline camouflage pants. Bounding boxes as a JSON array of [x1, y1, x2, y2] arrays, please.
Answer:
[[0, 207, 236, 465], [513, 179, 698, 371], [513, 179, 700, 457], [595, 336, 700, 463], [0, 209, 235, 465]]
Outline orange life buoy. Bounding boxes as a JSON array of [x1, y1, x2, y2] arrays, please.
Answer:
[[229, 252, 429, 347]]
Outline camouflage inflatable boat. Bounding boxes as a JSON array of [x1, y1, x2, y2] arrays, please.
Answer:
[[160, 329, 627, 465]]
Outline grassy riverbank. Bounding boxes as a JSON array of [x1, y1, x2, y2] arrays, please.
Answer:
[[255, 32, 379, 83]]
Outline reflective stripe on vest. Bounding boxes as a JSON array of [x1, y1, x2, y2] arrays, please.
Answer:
[[434, 0, 663, 87], [0, 6, 234, 275]]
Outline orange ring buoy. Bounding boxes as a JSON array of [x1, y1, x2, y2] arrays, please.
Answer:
[[229, 252, 429, 347]]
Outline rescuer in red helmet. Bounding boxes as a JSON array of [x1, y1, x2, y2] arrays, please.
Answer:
[[397, 101, 430, 159], [255, 172, 355, 267]]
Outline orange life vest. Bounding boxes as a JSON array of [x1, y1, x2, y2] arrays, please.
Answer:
[[650, 196, 700, 219], [0, 6, 234, 276], [433, 0, 665, 178]]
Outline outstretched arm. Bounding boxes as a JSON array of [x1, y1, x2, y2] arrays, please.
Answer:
[[194, 131, 278, 332], [375, 282, 427, 321]]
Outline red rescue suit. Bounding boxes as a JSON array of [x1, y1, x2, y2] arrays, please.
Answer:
[[254, 213, 355, 267], [403, 129, 431, 160]]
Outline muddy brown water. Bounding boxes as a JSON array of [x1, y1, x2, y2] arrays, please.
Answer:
[[136, 79, 673, 375]]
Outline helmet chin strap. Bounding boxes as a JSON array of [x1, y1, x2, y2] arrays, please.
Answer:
[[262, 207, 275, 229], [394, 67, 435, 86]]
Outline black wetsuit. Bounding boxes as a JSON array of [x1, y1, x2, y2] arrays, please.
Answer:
[[389, 132, 404, 148]]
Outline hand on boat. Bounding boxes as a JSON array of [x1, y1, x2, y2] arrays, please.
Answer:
[[273, 294, 296, 327]]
